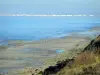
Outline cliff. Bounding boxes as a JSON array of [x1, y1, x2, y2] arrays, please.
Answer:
[[42, 35, 100, 75]]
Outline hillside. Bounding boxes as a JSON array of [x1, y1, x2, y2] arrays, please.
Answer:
[[42, 35, 100, 75]]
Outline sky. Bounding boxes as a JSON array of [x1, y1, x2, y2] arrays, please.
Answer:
[[0, 0, 100, 14], [0, 0, 100, 40]]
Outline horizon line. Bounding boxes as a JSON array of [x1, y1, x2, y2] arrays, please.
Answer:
[[0, 14, 94, 17]]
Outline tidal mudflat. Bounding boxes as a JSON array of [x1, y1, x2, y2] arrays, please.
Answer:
[[0, 26, 100, 74]]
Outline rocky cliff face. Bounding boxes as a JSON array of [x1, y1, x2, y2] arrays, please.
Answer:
[[42, 59, 74, 75], [83, 35, 100, 53]]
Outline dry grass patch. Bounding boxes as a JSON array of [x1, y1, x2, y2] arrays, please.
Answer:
[[74, 52, 96, 66]]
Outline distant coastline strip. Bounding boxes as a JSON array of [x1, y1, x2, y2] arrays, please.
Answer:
[[0, 14, 94, 17]]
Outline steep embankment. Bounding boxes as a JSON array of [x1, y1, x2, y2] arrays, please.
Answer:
[[83, 35, 100, 53], [42, 35, 100, 75]]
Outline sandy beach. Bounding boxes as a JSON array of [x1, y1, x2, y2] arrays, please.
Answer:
[[0, 26, 100, 74]]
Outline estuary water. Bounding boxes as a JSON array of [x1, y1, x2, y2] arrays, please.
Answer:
[[0, 16, 100, 73], [0, 16, 100, 40]]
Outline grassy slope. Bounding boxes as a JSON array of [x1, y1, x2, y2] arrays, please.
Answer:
[[57, 51, 100, 75], [57, 35, 100, 75]]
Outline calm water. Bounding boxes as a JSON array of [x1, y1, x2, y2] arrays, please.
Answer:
[[0, 16, 100, 40], [0, 16, 100, 73]]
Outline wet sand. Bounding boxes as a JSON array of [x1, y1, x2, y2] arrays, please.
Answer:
[[0, 26, 100, 73]]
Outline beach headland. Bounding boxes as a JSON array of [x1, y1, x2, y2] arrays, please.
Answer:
[[0, 26, 100, 75]]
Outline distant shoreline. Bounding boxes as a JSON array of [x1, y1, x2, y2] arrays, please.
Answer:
[[0, 14, 94, 17]]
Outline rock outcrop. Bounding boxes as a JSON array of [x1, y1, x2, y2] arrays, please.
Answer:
[[83, 35, 100, 53], [43, 59, 74, 75]]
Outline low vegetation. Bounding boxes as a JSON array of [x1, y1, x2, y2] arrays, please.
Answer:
[[57, 51, 100, 75], [57, 35, 100, 75]]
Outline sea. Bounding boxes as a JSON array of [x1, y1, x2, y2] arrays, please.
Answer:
[[0, 16, 100, 41], [0, 16, 100, 73]]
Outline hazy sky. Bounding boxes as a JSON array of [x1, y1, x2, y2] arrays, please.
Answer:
[[0, 0, 100, 14]]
